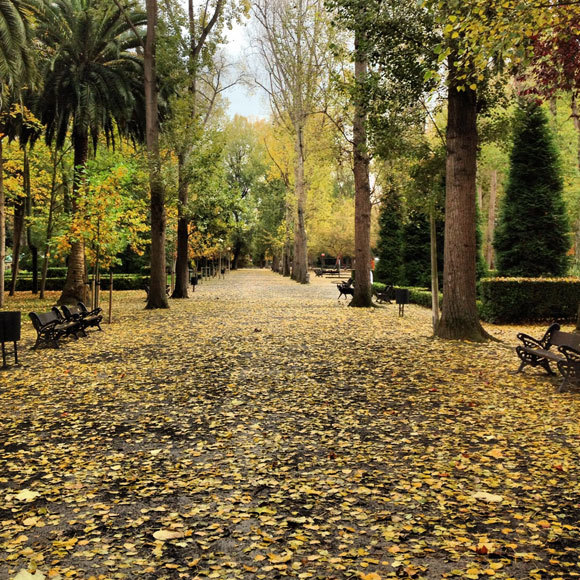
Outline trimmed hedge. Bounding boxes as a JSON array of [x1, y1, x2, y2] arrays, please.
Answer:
[[478, 277, 580, 323], [100, 275, 147, 291], [4, 277, 66, 292], [372, 283, 440, 308], [5, 274, 148, 292]]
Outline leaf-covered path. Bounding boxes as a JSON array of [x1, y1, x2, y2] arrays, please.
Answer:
[[2, 270, 580, 580]]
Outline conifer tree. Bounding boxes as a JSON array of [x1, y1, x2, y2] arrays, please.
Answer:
[[375, 186, 404, 285], [494, 101, 570, 277]]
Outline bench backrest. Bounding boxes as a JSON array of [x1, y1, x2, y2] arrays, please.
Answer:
[[29, 311, 58, 330], [550, 330, 580, 351], [62, 304, 81, 319]]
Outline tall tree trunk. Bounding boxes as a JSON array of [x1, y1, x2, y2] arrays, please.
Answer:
[[172, 153, 190, 298], [485, 169, 497, 270], [40, 147, 60, 299], [24, 150, 38, 294], [232, 240, 242, 269], [435, 72, 491, 341], [430, 208, 440, 332], [351, 31, 372, 308], [282, 199, 292, 277], [0, 139, 5, 307], [145, 0, 168, 309], [292, 122, 308, 284], [9, 191, 25, 296], [58, 129, 89, 304]]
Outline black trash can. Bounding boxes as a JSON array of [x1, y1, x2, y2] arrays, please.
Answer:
[[395, 289, 409, 317], [0, 311, 21, 367]]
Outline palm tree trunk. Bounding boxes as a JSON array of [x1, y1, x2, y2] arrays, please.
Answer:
[[58, 129, 88, 304]]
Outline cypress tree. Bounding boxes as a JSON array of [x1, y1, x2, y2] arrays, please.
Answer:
[[494, 101, 570, 277], [375, 186, 405, 285]]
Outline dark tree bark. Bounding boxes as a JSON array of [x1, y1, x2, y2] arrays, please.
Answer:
[[58, 129, 89, 304], [291, 123, 308, 284], [435, 72, 491, 341], [145, 0, 168, 309], [40, 147, 60, 299], [172, 152, 190, 298], [171, 0, 225, 298], [350, 27, 372, 307], [9, 190, 25, 296], [24, 150, 38, 294]]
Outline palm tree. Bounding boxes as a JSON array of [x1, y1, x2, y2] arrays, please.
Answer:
[[0, 0, 34, 90], [35, 0, 146, 304], [0, 0, 35, 308]]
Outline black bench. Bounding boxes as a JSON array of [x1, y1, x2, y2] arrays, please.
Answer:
[[29, 310, 83, 349], [62, 302, 103, 332], [516, 323, 580, 390], [374, 285, 394, 304]]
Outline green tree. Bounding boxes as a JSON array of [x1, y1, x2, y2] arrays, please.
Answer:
[[223, 117, 267, 269], [494, 101, 570, 277], [0, 0, 36, 307], [36, 0, 146, 304], [375, 185, 404, 286]]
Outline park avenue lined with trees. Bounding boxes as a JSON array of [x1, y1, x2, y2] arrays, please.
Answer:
[[1, 0, 580, 339], [2, 0, 580, 577]]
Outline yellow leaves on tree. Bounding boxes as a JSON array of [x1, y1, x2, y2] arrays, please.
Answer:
[[53, 165, 148, 267]]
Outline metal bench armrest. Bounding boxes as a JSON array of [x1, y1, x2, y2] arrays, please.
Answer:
[[517, 333, 546, 349]]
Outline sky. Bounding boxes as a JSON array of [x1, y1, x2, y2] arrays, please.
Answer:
[[220, 18, 271, 120]]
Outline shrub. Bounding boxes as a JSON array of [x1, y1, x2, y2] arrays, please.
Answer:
[[479, 277, 580, 323], [100, 275, 147, 291], [371, 283, 440, 308], [5, 274, 148, 292], [4, 277, 66, 292]]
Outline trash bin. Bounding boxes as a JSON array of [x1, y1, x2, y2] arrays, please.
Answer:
[[395, 288, 409, 317], [0, 311, 21, 367]]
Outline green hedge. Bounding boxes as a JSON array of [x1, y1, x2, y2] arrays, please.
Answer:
[[4, 277, 66, 291], [372, 283, 440, 308], [99, 275, 147, 291], [478, 277, 580, 323], [16, 267, 68, 278], [5, 274, 148, 292]]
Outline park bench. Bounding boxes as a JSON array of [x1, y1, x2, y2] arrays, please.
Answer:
[[62, 302, 103, 332], [516, 323, 580, 390], [337, 278, 354, 300], [29, 310, 83, 349], [374, 284, 394, 304]]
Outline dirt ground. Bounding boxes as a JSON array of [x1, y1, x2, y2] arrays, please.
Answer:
[[1, 269, 579, 580]]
